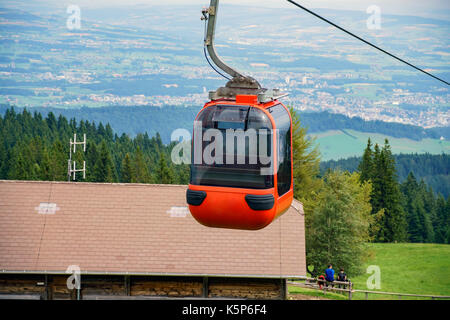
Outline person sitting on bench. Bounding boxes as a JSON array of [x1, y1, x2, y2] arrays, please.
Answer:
[[317, 275, 326, 289], [325, 264, 335, 287], [337, 268, 348, 289]]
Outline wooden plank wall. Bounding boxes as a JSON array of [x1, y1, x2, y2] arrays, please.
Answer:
[[0, 274, 285, 300], [208, 278, 283, 300], [130, 276, 203, 297]]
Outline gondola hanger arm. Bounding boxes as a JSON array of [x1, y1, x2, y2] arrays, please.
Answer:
[[202, 0, 261, 89]]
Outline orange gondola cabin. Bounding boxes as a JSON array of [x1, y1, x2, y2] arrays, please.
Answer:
[[187, 94, 293, 230], [187, 0, 293, 230]]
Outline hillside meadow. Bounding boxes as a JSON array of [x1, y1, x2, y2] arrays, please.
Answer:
[[350, 243, 450, 299], [313, 129, 449, 161], [289, 243, 450, 300]]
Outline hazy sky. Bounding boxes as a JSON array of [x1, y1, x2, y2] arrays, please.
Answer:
[[47, 0, 448, 20], [62, 0, 450, 13], [3, 0, 449, 19]]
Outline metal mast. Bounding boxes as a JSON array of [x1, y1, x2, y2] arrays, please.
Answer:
[[67, 133, 86, 181]]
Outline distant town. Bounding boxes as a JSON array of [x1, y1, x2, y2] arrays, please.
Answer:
[[0, 4, 448, 128]]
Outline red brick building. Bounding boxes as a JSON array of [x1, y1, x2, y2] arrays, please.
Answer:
[[0, 180, 306, 299]]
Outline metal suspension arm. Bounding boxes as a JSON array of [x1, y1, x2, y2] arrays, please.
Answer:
[[202, 0, 245, 79]]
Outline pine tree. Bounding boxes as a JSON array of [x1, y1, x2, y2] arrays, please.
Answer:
[[8, 147, 30, 180], [435, 195, 449, 243], [174, 164, 190, 185], [45, 140, 67, 181], [92, 140, 114, 182], [121, 153, 133, 183], [133, 146, 151, 183], [46, 112, 57, 134], [358, 138, 373, 183], [155, 132, 163, 150], [363, 143, 385, 240], [366, 140, 408, 242], [154, 153, 175, 184], [0, 142, 7, 178], [421, 180, 438, 242], [289, 106, 322, 204], [446, 197, 450, 244], [105, 124, 114, 141], [402, 173, 422, 242], [28, 137, 46, 180], [85, 142, 98, 182], [377, 140, 408, 242], [409, 198, 425, 242], [420, 181, 436, 242], [370, 143, 382, 213]]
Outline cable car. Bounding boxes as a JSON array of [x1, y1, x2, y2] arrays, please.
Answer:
[[186, 0, 293, 230]]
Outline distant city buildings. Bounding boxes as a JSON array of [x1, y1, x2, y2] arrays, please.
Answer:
[[0, 5, 448, 128]]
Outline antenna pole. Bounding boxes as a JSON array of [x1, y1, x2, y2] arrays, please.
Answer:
[[68, 133, 87, 182]]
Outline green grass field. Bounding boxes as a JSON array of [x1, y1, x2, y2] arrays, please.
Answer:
[[288, 285, 347, 300], [350, 243, 450, 299], [289, 243, 450, 300], [312, 129, 449, 161]]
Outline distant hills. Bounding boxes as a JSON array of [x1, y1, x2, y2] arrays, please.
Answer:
[[1, 104, 448, 160], [1, 105, 448, 143], [0, 105, 199, 144], [300, 112, 449, 140]]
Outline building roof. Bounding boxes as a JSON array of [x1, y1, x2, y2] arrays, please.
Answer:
[[0, 180, 306, 278]]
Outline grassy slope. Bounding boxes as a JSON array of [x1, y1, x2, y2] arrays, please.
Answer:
[[312, 129, 449, 161], [288, 286, 347, 300], [351, 243, 450, 299], [289, 243, 450, 300]]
